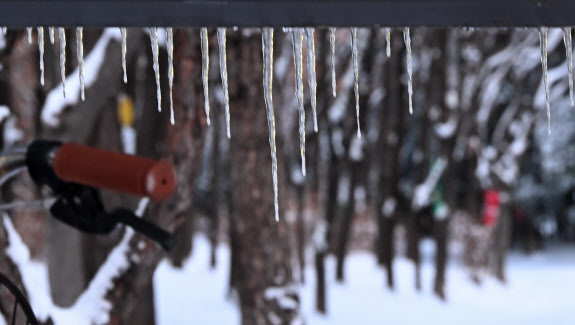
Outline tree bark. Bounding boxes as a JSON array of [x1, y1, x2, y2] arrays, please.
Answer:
[[377, 30, 404, 289], [165, 29, 206, 268], [227, 31, 300, 324]]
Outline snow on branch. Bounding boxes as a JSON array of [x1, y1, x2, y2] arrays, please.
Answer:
[[41, 28, 122, 127], [2, 198, 149, 325], [492, 113, 533, 186], [0, 106, 9, 123], [433, 115, 457, 139], [264, 286, 299, 311], [412, 158, 447, 210]]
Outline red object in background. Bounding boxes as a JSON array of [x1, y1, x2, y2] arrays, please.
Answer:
[[482, 189, 500, 226]]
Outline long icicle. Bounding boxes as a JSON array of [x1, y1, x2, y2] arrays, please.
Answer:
[[49, 27, 54, 44], [167, 28, 174, 125], [404, 27, 413, 115], [27, 27, 32, 43], [350, 27, 361, 138], [121, 27, 128, 84], [330, 27, 337, 98], [292, 28, 306, 176], [77, 27, 85, 101], [201, 27, 211, 125], [37, 27, 44, 86], [563, 27, 574, 106], [59, 28, 66, 98], [150, 27, 161, 112], [385, 28, 391, 57], [262, 27, 279, 222], [539, 27, 551, 134], [305, 28, 318, 132], [217, 28, 231, 138]]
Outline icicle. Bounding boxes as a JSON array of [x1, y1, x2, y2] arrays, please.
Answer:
[[49, 27, 54, 44], [149, 27, 161, 112], [563, 27, 574, 106], [201, 27, 211, 125], [350, 27, 361, 138], [27, 27, 32, 43], [217, 28, 231, 138], [385, 28, 391, 57], [330, 27, 336, 98], [37, 27, 44, 86], [1, 27, 6, 35], [404, 27, 413, 115], [305, 28, 318, 132], [58, 28, 66, 98], [166, 28, 174, 125], [539, 27, 551, 134], [292, 28, 306, 176], [262, 28, 279, 222], [121, 28, 128, 84], [76, 27, 85, 101]]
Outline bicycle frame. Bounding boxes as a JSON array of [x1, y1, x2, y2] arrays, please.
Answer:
[[0, 147, 27, 188]]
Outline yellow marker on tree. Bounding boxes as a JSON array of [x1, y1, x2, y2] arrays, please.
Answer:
[[117, 94, 134, 127], [117, 94, 136, 154]]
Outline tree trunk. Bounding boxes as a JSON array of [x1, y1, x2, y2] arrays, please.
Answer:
[[106, 28, 207, 323], [377, 30, 404, 289], [335, 162, 359, 282], [491, 197, 512, 282], [227, 32, 300, 324], [295, 187, 305, 283], [433, 219, 448, 299], [314, 250, 326, 314], [165, 29, 206, 268]]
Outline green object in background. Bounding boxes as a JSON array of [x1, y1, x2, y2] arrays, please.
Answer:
[[432, 181, 448, 221]]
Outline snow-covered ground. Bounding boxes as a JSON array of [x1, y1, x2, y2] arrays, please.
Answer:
[[154, 236, 575, 325]]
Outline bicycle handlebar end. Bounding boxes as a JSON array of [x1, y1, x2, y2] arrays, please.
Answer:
[[52, 143, 177, 201], [146, 161, 177, 201]]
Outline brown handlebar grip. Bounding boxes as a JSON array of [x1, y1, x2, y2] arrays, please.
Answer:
[[52, 143, 176, 201]]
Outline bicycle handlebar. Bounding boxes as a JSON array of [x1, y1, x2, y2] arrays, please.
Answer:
[[52, 143, 176, 201]]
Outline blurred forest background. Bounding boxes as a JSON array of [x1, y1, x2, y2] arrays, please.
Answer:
[[0, 27, 575, 324]]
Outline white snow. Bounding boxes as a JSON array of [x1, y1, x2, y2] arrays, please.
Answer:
[[151, 235, 575, 325], [153, 236, 239, 325], [312, 219, 328, 251], [0, 105, 10, 122], [264, 286, 299, 311], [9, 234, 575, 325], [121, 126, 136, 154], [0, 31, 5, 50], [42, 28, 122, 126], [348, 136, 364, 161], [3, 116, 23, 147], [434, 116, 457, 139], [1, 198, 148, 325], [382, 197, 397, 217], [412, 158, 447, 209]]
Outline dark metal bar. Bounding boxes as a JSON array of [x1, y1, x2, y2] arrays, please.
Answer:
[[0, 0, 574, 28], [0, 273, 39, 325], [11, 298, 18, 325]]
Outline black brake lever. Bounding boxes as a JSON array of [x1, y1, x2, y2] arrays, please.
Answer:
[[26, 140, 175, 251]]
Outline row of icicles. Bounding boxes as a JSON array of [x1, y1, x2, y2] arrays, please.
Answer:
[[9, 26, 571, 222]]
